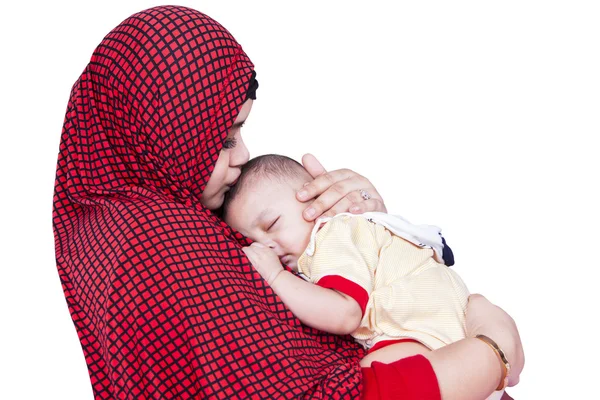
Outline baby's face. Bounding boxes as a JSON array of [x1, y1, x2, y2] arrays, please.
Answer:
[[225, 176, 315, 269]]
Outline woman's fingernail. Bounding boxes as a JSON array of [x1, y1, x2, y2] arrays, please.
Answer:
[[298, 190, 308, 199], [350, 206, 360, 213], [305, 207, 316, 218]]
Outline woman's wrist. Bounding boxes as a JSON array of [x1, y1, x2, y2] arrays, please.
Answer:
[[426, 337, 505, 400], [469, 337, 504, 392], [474, 335, 511, 391], [464, 294, 524, 388]]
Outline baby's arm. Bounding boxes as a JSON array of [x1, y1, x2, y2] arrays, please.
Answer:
[[270, 270, 362, 335], [242, 243, 361, 335]]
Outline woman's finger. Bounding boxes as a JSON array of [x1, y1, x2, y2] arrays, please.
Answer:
[[299, 174, 384, 220], [297, 169, 356, 203], [302, 185, 355, 220], [321, 190, 376, 218], [301, 171, 385, 204], [301, 153, 327, 178], [321, 197, 354, 218], [348, 198, 387, 214]]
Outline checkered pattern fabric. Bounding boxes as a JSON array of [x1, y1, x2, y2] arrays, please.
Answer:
[[52, 6, 363, 399]]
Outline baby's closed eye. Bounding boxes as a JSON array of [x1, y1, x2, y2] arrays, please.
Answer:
[[267, 216, 280, 231]]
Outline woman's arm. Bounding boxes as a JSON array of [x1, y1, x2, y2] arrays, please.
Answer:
[[363, 294, 524, 400], [426, 337, 504, 400], [270, 270, 362, 335], [422, 294, 524, 400]]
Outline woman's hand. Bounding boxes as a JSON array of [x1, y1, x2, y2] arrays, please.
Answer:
[[297, 153, 387, 221], [425, 294, 524, 400], [242, 243, 284, 285], [466, 294, 525, 387]]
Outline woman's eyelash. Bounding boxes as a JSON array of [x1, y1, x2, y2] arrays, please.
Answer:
[[223, 138, 237, 149], [222, 123, 245, 149], [267, 217, 279, 231]]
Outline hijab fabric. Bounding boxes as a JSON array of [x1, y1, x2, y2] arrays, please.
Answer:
[[52, 6, 363, 399]]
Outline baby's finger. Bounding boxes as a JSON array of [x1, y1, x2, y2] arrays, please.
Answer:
[[241, 247, 257, 264]]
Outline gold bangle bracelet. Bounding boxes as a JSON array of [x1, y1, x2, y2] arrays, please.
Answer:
[[475, 334, 511, 391]]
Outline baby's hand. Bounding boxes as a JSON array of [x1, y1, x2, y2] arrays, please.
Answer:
[[242, 243, 284, 285]]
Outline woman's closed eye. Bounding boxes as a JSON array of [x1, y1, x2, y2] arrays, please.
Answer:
[[223, 138, 237, 149], [223, 122, 245, 149]]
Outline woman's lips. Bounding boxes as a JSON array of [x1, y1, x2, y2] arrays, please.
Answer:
[[228, 177, 239, 187]]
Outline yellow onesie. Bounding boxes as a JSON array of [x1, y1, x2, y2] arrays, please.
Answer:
[[296, 213, 470, 350]]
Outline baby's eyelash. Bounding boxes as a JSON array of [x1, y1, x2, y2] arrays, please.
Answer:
[[267, 217, 280, 231], [223, 138, 237, 149]]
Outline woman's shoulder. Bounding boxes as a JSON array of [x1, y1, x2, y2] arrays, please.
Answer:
[[107, 193, 236, 252]]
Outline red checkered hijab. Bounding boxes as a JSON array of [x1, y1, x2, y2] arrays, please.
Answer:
[[53, 6, 363, 399]]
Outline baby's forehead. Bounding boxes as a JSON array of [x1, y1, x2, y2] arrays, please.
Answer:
[[249, 173, 296, 192], [233, 174, 281, 201], [242, 174, 298, 205]]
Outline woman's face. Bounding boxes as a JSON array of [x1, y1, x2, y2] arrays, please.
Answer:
[[200, 100, 253, 210]]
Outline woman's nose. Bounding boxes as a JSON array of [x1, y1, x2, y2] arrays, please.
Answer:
[[229, 137, 250, 167]]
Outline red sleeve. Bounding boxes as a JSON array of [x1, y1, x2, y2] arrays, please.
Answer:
[[316, 275, 369, 316], [361, 355, 440, 400]]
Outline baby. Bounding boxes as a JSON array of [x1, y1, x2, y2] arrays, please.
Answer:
[[223, 154, 469, 363], [223, 154, 506, 399]]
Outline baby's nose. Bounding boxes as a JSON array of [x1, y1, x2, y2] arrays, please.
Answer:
[[267, 242, 283, 256]]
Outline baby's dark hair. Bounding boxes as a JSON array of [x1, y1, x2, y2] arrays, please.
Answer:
[[223, 154, 310, 219]]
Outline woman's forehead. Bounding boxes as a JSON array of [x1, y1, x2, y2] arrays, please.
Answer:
[[237, 100, 253, 122]]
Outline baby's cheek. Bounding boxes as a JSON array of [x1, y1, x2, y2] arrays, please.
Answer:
[[296, 228, 313, 255]]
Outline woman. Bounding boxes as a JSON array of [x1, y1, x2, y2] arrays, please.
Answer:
[[53, 6, 523, 399]]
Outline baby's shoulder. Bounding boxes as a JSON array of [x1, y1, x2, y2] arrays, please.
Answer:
[[318, 213, 381, 237]]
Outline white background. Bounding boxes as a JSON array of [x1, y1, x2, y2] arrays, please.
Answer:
[[1, 1, 598, 398]]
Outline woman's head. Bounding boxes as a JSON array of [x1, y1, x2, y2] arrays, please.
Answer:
[[64, 6, 256, 208], [200, 69, 258, 209], [200, 99, 253, 210]]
